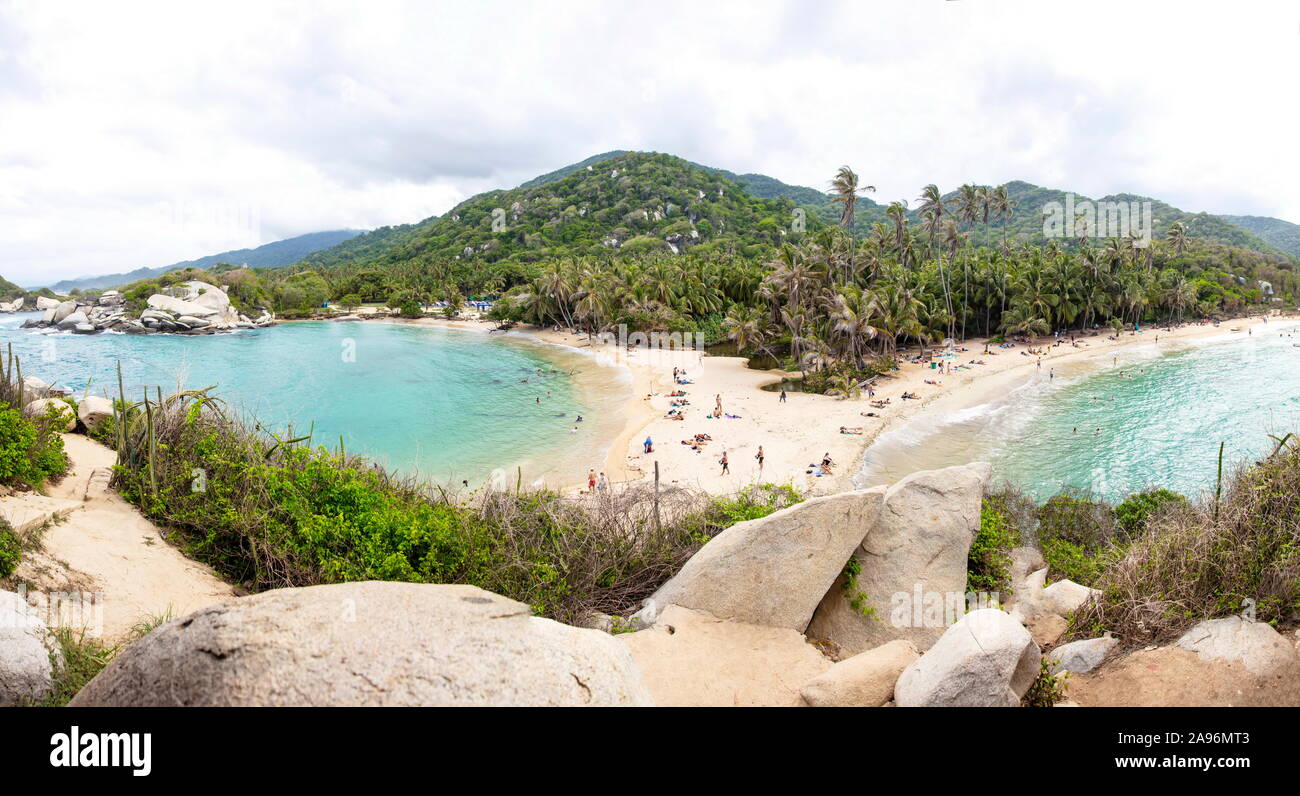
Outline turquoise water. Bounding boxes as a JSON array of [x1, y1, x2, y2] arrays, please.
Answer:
[[855, 324, 1300, 501], [0, 313, 625, 487]]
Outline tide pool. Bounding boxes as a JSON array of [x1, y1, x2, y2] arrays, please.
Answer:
[[0, 313, 627, 487], [855, 324, 1300, 502]]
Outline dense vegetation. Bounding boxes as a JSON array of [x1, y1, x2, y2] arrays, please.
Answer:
[[0, 350, 70, 490], [973, 448, 1299, 648], [1074, 435, 1300, 642], [1221, 214, 1300, 259], [98, 380, 798, 623]]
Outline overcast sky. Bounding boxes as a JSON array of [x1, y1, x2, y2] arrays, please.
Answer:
[[2, 0, 1298, 286]]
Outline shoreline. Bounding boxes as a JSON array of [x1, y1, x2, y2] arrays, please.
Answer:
[[287, 310, 1300, 499]]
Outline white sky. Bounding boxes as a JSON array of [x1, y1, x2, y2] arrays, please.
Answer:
[[2, 0, 1297, 286]]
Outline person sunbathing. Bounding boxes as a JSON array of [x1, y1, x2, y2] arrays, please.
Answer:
[[839, 426, 864, 435]]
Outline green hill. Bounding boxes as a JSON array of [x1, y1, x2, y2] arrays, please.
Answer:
[[296, 151, 825, 276], [0, 274, 25, 301], [1218, 214, 1300, 259]]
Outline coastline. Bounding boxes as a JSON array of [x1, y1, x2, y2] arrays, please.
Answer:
[[298, 310, 1300, 498]]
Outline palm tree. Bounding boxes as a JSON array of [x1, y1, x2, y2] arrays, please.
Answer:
[[1166, 221, 1189, 256], [918, 184, 946, 252], [829, 166, 874, 229], [1000, 303, 1050, 339]]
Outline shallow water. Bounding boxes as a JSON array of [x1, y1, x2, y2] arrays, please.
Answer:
[[0, 313, 628, 488], [855, 324, 1300, 501]]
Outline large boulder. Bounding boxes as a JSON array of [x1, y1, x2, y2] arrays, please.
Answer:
[[77, 396, 114, 432], [894, 609, 1041, 707], [807, 462, 992, 654], [1041, 579, 1099, 615], [1048, 635, 1117, 675], [1174, 616, 1300, 678], [1006, 546, 1046, 609], [147, 294, 218, 319], [0, 590, 55, 706], [619, 605, 831, 707], [639, 487, 886, 631], [69, 582, 653, 707], [182, 281, 231, 313], [800, 639, 919, 707], [56, 310, 88, 330], [51, 300, 79, 323], [21, 375, 50, 395], [24, 398, 76, 431], [35, 296, 61, 311]]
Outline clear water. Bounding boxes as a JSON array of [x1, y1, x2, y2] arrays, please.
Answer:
[[0, 312, 626, 488], [855, 323, 1300, 502]]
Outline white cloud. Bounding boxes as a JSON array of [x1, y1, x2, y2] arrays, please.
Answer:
[[1, 0, 1297, 285]]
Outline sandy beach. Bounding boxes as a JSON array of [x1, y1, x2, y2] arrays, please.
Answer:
[[333, 309, 1299, 498], [536, 313, 1300, 497]]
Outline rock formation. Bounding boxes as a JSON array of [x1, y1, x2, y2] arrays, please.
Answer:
[[71, 582, 653, 707], [20, 282, 274, 335]]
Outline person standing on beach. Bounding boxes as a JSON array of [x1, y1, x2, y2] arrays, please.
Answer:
[[587, 469, 596, 492], [644, 436, 653, 453], [720, 452, 729, 475], [779, 387, 787, 403], [755, 446, 764, 472]]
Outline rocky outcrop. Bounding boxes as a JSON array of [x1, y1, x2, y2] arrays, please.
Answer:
[[807, 462, 992, 655], [1174, 616, 1299, 678], [0, 296, 25, 313], [619, 605, 829, 707], [799, 639, 918, 707], [70, 582, 653, 707], [894, 609, 1040, 707], [0, 590, 56, 706], [637, 487, 886, 631], [20, 282, 273, 336], [1047, 635, 1117, 675]]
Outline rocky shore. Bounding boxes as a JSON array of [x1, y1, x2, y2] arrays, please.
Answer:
[[18, 280, 274, 335]]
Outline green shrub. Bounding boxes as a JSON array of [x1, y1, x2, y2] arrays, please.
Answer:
[[1035, 490, 1118, 586], [1113, 488, 1187, 538], [0, 521, 20, 578], [1021, 658, 1068, 707], [968, 498, 1018, 593], [0, 402, 69, 488]]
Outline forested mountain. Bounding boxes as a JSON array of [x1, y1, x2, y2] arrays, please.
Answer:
[[1218, 215, 1300, 259], [294, 151, 824, 280], [513, 152, 1292, 257], [42, 229, 363, 293]]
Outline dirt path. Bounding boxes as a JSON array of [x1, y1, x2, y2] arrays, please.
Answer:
[[10, 434, 236, 642]]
